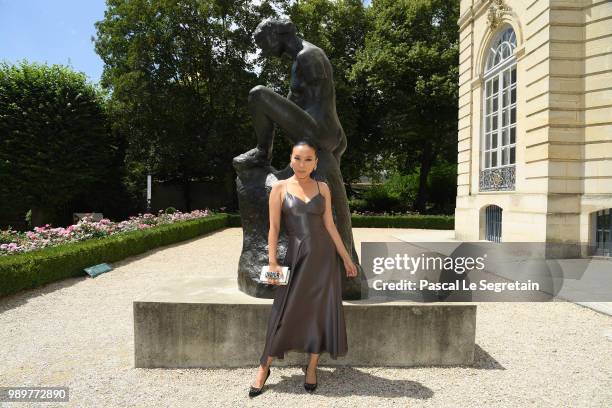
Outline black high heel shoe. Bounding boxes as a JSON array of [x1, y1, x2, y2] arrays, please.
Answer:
[[303, 365, 317, 392], [249, 366, 271, 398]]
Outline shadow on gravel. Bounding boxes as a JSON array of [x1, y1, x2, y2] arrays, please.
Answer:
[[245, 349, 503, 398], [261, 366, 435, 398], [472, 344, 504, 369]]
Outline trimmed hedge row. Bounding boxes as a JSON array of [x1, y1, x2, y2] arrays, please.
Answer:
[[0, 212, 453, 299], [227, 213, 454, 230], [350, 214, 454, 229], [226, 213, 242, 227], [0, 214, 228, 298]]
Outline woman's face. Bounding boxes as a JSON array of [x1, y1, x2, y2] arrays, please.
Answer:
[[290, 145, 317, 177]]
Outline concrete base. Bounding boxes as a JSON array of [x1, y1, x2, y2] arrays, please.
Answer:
[[133, 277, 477, 368]]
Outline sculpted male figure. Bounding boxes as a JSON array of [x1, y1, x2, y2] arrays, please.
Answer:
[[235, 17, 346, 165], [234, 17, 365, 299]]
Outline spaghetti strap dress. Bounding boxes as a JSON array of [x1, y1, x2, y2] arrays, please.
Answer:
[[259, 180, 348, 366]]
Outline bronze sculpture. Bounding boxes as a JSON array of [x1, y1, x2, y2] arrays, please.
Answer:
[[233, 18, 367, 300]]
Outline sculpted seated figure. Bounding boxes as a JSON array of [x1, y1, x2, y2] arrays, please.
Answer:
[[233, 17, 346, 168], [234, 17, 364, 301]]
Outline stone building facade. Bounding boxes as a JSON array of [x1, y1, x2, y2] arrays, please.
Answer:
[[454, 0, 612, 256]]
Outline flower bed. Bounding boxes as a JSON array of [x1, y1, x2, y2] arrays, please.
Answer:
[[0, 210, 211, 256], [0, 213, 228, 298]]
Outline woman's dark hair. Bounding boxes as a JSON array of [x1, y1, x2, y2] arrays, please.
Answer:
[[292, 139, 319, 158]]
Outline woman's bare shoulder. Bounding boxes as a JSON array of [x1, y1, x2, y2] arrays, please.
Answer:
[[271, 180, 288, 190], [270, 180, 288, 199]]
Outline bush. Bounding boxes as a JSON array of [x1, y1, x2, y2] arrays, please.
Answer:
[[361, 184, 403, 213], [0, 214, 227, 298], [354, 171, 418, 213], [353, 164, 456, 215], [0, 210, 211, 256], [348, 197, 368, 213], [351, 214, 454, 229], [226, 213, 243, 227], [385, 171, 419, 205], [427, 161, 457, 214], [0, 61, 120, 226], [226, 212, 453, 230]]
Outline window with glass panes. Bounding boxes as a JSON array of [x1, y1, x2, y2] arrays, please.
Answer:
[[595, 209, 612, 256], [483, 27, 517, 170]]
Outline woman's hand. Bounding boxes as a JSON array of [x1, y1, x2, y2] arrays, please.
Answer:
[[266, 263, 284, 285], [343, 257, 358, 278]]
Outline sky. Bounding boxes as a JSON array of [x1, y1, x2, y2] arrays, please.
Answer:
[[0, 0, 107, 84], [0, 0, 372, 85]]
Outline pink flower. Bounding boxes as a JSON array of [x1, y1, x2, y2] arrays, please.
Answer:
[[2, 207, 211, 257]]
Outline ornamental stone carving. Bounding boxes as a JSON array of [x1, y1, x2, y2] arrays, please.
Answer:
[[487, 0, 510, 29]]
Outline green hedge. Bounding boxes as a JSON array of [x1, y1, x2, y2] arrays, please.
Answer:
[[0, 212, 453, 299], [227, 213, 454, 230], [350, 214, 454, 229], [0, 214, 228, 298], [226, 213, 242, 227]]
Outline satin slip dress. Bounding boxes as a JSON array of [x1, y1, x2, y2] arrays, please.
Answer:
[[259, 180, 348, 365]]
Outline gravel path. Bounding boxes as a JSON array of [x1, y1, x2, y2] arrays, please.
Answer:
[[0, 227, 611, 407]]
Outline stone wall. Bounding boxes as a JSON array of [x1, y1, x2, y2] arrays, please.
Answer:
[[454, 0, 612, 250]]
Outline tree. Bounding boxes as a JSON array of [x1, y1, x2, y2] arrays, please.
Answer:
[[351, 0, 459, 212], [94, 0, 287, 210], [0, 61, 119, 226], [286, 0, 383, 190]]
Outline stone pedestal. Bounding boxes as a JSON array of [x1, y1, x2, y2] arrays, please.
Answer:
[[133, 277, 477, 368]]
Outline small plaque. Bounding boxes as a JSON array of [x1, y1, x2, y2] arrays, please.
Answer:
[[84, 263, 112, 277]]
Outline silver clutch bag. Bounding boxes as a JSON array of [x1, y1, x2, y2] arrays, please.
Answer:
[[260, 265, 290, 285]]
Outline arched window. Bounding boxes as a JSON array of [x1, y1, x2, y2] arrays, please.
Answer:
[[480, 26, 517, 191], [484, 204, 503, 242]]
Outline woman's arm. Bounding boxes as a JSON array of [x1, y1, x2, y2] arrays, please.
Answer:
[[320, 181, 352, 262], [268, 181, 283, 266]]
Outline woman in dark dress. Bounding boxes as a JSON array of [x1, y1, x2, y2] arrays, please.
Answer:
[[249, 140, 357, 397]]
